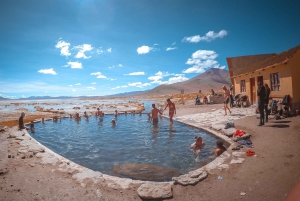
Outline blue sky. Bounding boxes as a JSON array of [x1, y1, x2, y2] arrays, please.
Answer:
[[1, 0, 300, 98]]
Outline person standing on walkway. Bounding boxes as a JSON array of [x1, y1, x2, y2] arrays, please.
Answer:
[[229, 85, 234, 108], [222, 86, 232, 115], [257, 82, 266, 126], [264, 83, 271, 123], [163, 98, 176, 125]]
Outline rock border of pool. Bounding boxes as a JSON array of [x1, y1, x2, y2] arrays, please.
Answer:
[[8, 116, 245, 200]]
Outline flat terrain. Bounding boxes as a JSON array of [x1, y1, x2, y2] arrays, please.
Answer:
[[0, 100, 300, 201]]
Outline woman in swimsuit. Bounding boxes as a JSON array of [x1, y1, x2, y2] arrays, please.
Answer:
[[191, 136, 205, 155], [163, 98, 176, 124]]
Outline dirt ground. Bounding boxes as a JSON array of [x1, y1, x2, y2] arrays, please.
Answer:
[[0, 99, 300, 201]]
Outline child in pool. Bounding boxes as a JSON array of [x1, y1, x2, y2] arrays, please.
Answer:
[[111, 119, 116, 126], [191, 136, 205, 155], [215, 140, 227, 156]]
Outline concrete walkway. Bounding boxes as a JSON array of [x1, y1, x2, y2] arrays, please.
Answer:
[[175, 106, 257, 128]]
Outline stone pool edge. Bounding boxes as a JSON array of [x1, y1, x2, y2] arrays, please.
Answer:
[[17, 117, 239, 199]]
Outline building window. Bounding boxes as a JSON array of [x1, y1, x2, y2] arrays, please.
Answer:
[[270, 73, 280, 91], [240, 80, 246, 92]]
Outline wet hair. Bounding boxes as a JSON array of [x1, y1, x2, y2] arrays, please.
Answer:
[[216, 140, 226, 150], [152, 104, 155, 108], [195, 136, 202, 141], [166, 98, 170, 102]]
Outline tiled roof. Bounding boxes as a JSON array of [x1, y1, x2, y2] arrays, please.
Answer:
[[227, 54, 276, 76], [240, 44, 300, 74]]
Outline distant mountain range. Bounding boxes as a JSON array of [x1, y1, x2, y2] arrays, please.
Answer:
[[0, 91, 147, 100], [141, 68, 230, 95], [0, 69, 230, 100]]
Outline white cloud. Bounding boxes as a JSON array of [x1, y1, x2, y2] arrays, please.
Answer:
[[111, 85, 128, 90], [74, 44, 93, 59], [68, 85, 73, 87], [154, 43, 159, 46], [72, 89, 76, 92], [118, 64, 123, 67], [128, 82, 151, 88], [110, 78, 116, 81], [182, 30, 228, 43], [64, 61, 83, 69], [107, 48, 112, 52], [137, 45, 152, 54], [166, 47, 177, 51], [91, 82, 96, 85], [74, 83, 81, 86], [148, 71, 188, 85], [86, 86, 96, 90], [90, 72, 107, 79], [108, 65, 115, 69], [162, 75, 189, 84], [124, 71, 145, 76], [96, 47, 104, 54], [148, 71, 172, 84], [55, 40, 71, 57], [172, 42, 176, 46], [38, 68, 57, 75], [183, 50, 225, 73]]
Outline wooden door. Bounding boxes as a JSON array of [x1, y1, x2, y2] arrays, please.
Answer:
[[250, 77, 256, 104], [257, 76, 263, 86]]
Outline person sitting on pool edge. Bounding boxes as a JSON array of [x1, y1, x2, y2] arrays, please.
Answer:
[[190, 136, 205, 155], [18, 112, 29, 130], [215, 140, 227, 156], [151, 104, 163, 125]]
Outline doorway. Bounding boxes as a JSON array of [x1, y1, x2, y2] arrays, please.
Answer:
[[257, 76, 263, 86], [250, 77, 256, 104]]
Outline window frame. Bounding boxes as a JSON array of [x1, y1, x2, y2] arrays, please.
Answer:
[[240, 80, 246, 92], [270, 72, 280, 91]]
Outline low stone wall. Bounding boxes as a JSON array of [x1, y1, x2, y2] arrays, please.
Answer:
[[6, 113, 248, 200]]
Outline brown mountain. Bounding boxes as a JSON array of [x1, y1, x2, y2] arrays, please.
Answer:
[[143, 68, 231, 95]]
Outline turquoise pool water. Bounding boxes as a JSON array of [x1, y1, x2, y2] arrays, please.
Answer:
[[30, 114, 219, 181]]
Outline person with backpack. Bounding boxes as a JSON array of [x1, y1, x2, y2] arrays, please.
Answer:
[[264, 83, 271, 123], [257, 82, 266, 126]]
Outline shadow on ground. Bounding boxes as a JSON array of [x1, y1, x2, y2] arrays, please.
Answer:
[[266, 124, 290, 128], [272, 121, 291, 123]]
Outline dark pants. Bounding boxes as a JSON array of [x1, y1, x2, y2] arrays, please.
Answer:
[[230, 95, 234, 107], [258, 102, 265, 124], [264, 104, 269, 122]]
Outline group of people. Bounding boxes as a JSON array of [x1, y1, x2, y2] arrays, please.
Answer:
[[18, 112, 35, 133], [148, 98, 176, 126], [190, 136, 227, 157]]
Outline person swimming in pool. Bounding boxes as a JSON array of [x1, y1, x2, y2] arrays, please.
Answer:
[[190, 136, 205, 155], [163, 98, 176, 125], [111, 118, 116, 127], [215, 140, 227, 156]]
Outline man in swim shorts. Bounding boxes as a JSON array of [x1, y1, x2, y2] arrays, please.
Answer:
[[222, 86, 232, 115], [163, 98, 176, 124], [151, 104, 162, 125]]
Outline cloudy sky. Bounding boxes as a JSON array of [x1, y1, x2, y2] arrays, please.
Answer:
[[1, 0, 300, 98]]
